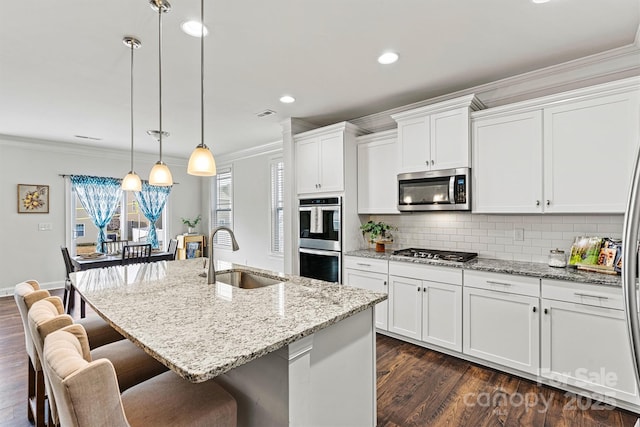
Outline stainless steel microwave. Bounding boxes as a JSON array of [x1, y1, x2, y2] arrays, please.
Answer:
[[398, 167, 471, 211]]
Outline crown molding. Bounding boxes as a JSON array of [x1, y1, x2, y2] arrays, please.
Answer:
[[214, 140, 283, 165], [351, 41, 640, 134]]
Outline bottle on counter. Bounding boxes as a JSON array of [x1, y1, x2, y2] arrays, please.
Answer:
[[548, 248, 567, 268]]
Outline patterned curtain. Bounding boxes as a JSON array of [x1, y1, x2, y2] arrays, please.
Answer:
[[135, 182, 172, 249], [70, 175, 123, 253]]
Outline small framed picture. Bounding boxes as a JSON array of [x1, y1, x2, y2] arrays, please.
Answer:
[[17, 184, 49, 213]]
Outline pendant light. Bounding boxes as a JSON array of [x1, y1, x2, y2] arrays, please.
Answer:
[[121, 37, 143, 192], [148, 0, 173, 186], [187, 0, 216, 176]]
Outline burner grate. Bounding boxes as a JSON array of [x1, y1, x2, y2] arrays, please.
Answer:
[[392, 248, 478, 262]]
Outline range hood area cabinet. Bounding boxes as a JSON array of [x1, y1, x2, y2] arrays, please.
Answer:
[[471, 76, 640, 214], [391, 94, 484, 174], [356, 130, 399, 214]]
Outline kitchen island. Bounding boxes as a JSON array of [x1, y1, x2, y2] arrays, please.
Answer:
[[71, 259, 387, 427]]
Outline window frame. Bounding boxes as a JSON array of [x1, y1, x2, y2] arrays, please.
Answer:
[[211, 166, 233, 247], [269, 157, 284, 256]]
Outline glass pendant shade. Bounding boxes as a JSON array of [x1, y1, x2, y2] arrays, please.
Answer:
[[188, 145, 216, 176], [149, 161, 173, 186], [122, 172, 142, 191]]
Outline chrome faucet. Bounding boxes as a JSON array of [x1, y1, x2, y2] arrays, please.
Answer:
[[208, 226, 240, 284]]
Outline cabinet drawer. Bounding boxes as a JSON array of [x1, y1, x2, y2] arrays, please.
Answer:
[[464, 270, 539, 297], [389, 261, 462, 285], [542, 279, 624, 310], [344, 256, 388, 274]]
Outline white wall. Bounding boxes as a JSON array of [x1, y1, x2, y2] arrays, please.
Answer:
[[0, 136, 203, 294], [213, 145, 284, 273], [367, 212, 623, 264]]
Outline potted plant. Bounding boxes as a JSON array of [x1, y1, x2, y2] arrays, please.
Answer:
[[181, 214, 201, 234], [360, 220, 396, 252]]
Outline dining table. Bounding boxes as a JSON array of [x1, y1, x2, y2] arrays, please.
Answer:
[[71, 250, 173, 271]]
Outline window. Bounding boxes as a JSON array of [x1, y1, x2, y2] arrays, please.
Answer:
[[212, 167, 233, 246], [270, 159, 284, 254]]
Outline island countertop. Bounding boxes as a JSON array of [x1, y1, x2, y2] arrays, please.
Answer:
[[70, 259, 387, 383]]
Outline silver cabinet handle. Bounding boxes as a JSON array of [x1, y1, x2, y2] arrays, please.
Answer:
[[536, 200, 540, 206], [546, 200, 550, 206], [574, 292, 609, 300], [486, 280, 512, 287], [356, 263, 371, 267]]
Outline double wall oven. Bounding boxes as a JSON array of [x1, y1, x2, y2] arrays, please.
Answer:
[[298, 197, 341, 283]]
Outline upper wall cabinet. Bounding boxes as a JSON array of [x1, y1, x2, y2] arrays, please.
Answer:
[[472, 77, 640, 214], [356, 130, 399, 214], [391, 94, 484, 174]]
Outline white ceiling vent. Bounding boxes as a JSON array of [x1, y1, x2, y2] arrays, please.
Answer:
[[256, 109, 276, 118]]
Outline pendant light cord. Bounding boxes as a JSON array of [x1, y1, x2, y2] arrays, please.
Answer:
[[130, 41, 135, 171], [158, 0, 164, 162], [200, 0, 205, 149]]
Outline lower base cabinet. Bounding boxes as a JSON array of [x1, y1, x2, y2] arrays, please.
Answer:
[[541, 280, 640, 406], [462, 271, 540, 375], [343, 256, 389, 331]]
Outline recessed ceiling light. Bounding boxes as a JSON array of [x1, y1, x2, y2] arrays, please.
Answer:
[[531, 0, 550, 3], [378, 52, 399, 65], [279, 95, 295, 104], [181, 20, 208, 37]]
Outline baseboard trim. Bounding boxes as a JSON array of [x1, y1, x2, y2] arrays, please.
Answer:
[[0, 281, 64, 297]]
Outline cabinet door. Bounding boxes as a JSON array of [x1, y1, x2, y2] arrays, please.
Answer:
[[397, 116, 430, 173], [422, 281, 462, 352], [463, 287, 539, 374], [388, 275, 422, 340], [357, 135, 399, 214], [318, 132, 344, 192], [541, 299, 640, 405], [472, 111, 543, 213], [296, 137, 320, 194], [344, 268, 389, 331], [430, 107, 470, 170], [543, 90, 640, 213]]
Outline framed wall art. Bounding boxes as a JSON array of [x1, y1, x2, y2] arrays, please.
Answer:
[[17, 184, 49, 213]]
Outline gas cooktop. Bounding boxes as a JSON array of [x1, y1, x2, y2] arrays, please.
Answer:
[[392, 248, 478, 262]]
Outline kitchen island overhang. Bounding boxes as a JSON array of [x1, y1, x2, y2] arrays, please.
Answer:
[[71, 259, 387, 426]]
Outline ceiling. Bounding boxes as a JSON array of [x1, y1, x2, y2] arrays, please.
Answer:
[[1, 0, 639, 159]]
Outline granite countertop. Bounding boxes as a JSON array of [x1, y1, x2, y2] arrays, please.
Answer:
[[345, 249, 623, 287], [70, 259, 387, 383]]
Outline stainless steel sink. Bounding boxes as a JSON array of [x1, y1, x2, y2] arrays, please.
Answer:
[[216, 271, 287, 289]]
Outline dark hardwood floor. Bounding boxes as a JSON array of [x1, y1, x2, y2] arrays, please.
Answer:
[[1, 290, 638, 426]]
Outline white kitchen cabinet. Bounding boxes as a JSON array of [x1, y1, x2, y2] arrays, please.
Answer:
[[356, 130, 399, 214], [343, 256, 389, 331], [543, 90, 639, 213], [471, 77, 640, 214], [388, 262, 462, 351], [541, 279, 640, 406], [472, 110, 543, 213], [295, 130, 344, 194], [391, 94, 483, 174], [463, 271, 540, 375]]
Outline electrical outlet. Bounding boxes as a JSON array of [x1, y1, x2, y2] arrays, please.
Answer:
[[38, 223, 53, 231], [514, 228, 524, 241]]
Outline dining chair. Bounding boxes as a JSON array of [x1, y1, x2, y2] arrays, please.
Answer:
[[167, 238, 178, 260], [13, 281, 124, 427], [28, 297, 168, 426], [60, 245, 86, 318], [102, 239, 130, 255], [43, 326, 237, 427], [121, 243, 152, 265]]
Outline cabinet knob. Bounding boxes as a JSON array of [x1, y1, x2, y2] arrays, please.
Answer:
[[532, 306, 537, 313], [318, 184, 321, 189], [536, 200, 540, 206], [425, 160, 429, 165], [417, 287, 421, 292], [423, 287, 427, 292], [431, 160, 435, 165], [544, 308, 548, 314], [546, 200, 550, 206], [383, 281, 387, 286]]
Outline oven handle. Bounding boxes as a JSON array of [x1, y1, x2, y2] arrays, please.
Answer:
[[449, 176, 455, 204], [299, 248, 341, 257]]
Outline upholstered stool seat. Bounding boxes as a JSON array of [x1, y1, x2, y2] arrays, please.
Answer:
[[28, 297, 168, 425], [44, 327, 237, 427], [13, 280, 123, 427]]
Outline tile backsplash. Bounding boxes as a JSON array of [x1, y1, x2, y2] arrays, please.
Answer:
[[368, 213, 624, 264]]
